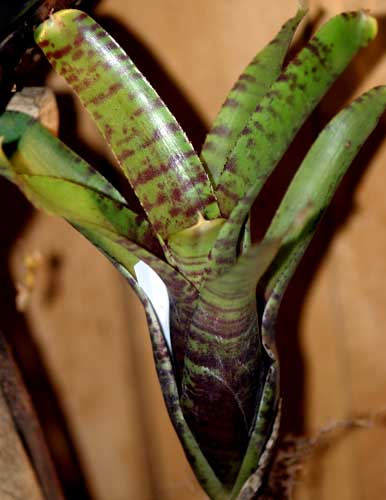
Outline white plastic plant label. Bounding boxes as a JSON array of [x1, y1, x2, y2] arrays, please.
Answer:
[[134, 260, 172, 354]]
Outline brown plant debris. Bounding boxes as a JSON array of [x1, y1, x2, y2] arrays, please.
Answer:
[[261, 408, 386, 500]]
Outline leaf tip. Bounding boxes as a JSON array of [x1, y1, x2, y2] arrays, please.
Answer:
[[296, 0, 308, 16], [358, 10, 378, 46], [34, 9, 85, 46]]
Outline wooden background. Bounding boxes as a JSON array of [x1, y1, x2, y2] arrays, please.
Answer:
[[2, 0, 386, 498]]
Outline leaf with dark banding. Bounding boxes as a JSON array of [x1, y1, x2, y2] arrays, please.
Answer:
[[207, 184, 258, 277], [201, 7, 306, 186], [35, 10, 220, 239], [216, 11, 377, 217], [117, 265, 229, 500], [180, 239, 281, 486], [167, 215, 226, 287], [261, 85, 386, 308]]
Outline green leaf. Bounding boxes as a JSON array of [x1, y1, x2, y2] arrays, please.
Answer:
[[35, 9, 220, 239], [0, 111, 126, 203], [0, 138, 16, 183], [208, 185, 258, 276], [201, 7, 306, 186], [216, 11, 377, 217], [18, 174, 156, 247], [180, 239, 281, 486], [15, 173, 195, 300], [0, 109, 200, 383], [263, 85, 386, 310]]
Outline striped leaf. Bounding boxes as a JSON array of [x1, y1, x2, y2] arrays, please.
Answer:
[[167, 215, 226, 287], [208, 185, 258, 275], [180, 239, 281, 486], [35, 10, 220, 239], [201, 8, 306, 186], [216, 11, 377, 217]]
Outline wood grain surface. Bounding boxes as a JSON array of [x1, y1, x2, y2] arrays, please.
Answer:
[[2, 1, 386, 499]]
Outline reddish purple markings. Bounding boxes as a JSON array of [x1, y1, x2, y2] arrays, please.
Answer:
[[141, 122, 181, 149], [232, 82, 247, 92], [216, 183, 240, 205], [239, 73, 257, 83], [210, 124, 231, 137], [223, 98, 239, 108], [117, 149, 135, 162], [74, 12, 88, 22], [171, 187, 182, 202], [74, 32, 84, 47], [211, 255, 235, 267], [66, 73, 79, 84], [73, 77, 95, 93], [71, 48, 84, 61], [201, 140, 216, 151], [132, 163, 169, 186], [88, 82, 124, 106], [46, 44, 72, 59], [225, 157, 238, 174], [133, 107, 144, 117], [104, 124, 114, 143]]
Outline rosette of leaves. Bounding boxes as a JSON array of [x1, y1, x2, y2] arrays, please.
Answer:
[[0, 7, 385, 500]]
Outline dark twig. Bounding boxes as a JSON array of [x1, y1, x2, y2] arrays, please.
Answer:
[[0, 331, 64, 500]]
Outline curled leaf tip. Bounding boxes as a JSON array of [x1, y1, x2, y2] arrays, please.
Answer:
[[34, 9, 78, 44]]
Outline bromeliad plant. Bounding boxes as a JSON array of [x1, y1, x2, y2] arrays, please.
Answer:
[[0, 6, 385, 499]]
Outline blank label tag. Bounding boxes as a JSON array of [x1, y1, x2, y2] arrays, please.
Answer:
[[134, 260, 172, 354]]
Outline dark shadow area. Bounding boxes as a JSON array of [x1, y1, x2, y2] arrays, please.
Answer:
[[0, 2, 101, 498], [42, 253, 64, 306], [0, 179, 92, 499]]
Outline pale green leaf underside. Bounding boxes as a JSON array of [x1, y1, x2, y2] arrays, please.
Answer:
[[262, 85, 386, 303]]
